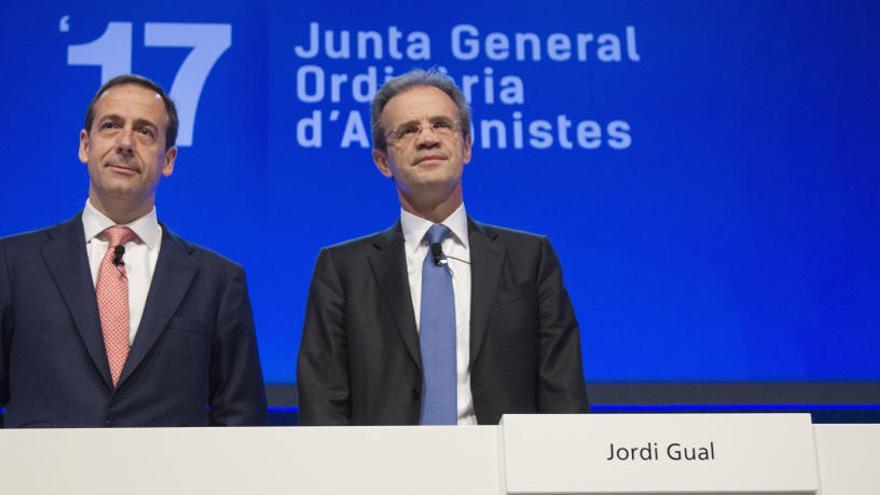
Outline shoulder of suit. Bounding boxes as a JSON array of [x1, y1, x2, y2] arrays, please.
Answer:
[[320, 224, 399, 255], [0, 214, 80, 251], [161, 226, 245, 274], [0, 226, 52, 248], [469, 220, 549, 246]]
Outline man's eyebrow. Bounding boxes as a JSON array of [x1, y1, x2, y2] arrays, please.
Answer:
[[389, 118, 420, 130], [97, 115, 158, 129], [98, 114, 124, 123], [132, 118, 158, 129], [391, 115, 454, 128]]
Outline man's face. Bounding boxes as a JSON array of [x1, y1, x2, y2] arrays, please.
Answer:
[[79, 83, 176, 210], [373, 85, 472, 204]]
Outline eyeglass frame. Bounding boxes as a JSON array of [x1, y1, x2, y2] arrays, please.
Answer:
[[383, 118, 464, 146]]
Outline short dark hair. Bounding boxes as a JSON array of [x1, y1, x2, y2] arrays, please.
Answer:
[[371, 68, 471, 150], [83, 74, 179, 149]]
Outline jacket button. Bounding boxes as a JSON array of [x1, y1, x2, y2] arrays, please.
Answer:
[[105, 417, 113, 427], [411, 389, 420, 400]]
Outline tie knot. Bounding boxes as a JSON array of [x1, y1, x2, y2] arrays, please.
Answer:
[[103, 226, 136, 247], [425, 224, 451, 246]]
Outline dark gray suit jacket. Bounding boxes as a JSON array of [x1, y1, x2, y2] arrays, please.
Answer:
[[0, 213, 267, 427], [297, 218, 588, 425]]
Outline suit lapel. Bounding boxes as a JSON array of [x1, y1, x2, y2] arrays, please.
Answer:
[[40, 213, 114, 388], [117, 226, 198, 387], [367, 223, 422, 370], [468, 219, 504, 367]]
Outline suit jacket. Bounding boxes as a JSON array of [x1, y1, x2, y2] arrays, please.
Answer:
[[297, 218, 588, 425], [0, 213, 267, 427]]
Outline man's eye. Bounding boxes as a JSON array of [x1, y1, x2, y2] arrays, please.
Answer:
[[433, 121, 453, 130], [138, 128, 154, 137], [101, 122, 118, 129], [399, 126, 419, 137]]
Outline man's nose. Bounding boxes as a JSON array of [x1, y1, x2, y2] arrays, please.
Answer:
[[116, 127, 134, 154], [415, 126, 441, 148]]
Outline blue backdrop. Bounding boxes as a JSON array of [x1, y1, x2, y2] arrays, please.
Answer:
[[1, 1, 878, 398]]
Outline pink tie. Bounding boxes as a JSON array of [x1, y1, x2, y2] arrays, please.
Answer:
[[96, 226, 137, 387]]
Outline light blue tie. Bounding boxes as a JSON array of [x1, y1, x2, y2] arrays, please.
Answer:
[[419, 224, 457, 425]]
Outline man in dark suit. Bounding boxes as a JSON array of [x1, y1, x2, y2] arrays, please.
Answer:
[[298, 69, 588, 426], [0, 74, 267, 427]]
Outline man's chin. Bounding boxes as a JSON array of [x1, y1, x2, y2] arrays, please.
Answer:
[[407, 177, 452, 191], [400, 178, 460, 199], [411, 167, 460, 182], [95, 182, 139, 198]]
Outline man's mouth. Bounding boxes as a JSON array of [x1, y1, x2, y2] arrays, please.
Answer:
[[106, 162, 138, 174], [415, 155, 446, 165]]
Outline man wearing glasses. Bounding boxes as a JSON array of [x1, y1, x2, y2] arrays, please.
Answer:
[[298, 69, 588, 426]]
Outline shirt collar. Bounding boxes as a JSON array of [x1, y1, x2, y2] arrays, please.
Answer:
[[82, 198, 162, 249], [401, 203, 469, 251]]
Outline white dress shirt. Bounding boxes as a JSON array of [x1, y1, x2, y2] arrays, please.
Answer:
[[400, 203, 476, 425], [82, 199, 163, 345]]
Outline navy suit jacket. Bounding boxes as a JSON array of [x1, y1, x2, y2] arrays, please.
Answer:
[[297, 219, 588, 425], [0, 213, 267, 427]]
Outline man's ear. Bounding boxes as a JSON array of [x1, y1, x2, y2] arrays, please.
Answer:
[[373, 148, 393, 178], [161, 146, 177, 177], [78, 130, 90, 164]]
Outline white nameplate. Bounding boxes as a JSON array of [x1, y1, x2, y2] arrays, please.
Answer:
[[499, 413, 819, 494], [814, 424, 880, 495]]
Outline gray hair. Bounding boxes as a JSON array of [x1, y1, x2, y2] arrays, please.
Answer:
[[371, 68, 471, 150]]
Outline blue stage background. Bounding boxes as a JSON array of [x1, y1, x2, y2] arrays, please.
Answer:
[[2, 1, 878, 403]]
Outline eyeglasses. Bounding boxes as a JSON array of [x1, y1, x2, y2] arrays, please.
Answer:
[[385, 119, 462, 146]]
